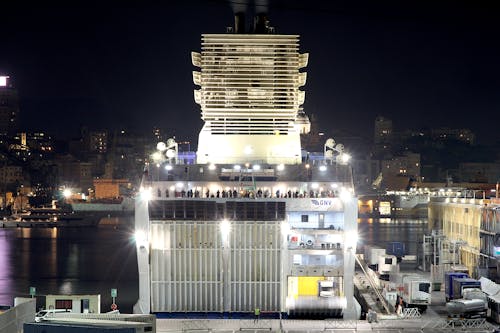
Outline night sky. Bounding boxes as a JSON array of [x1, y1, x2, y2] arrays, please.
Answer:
[[1, 0, 499, 144]]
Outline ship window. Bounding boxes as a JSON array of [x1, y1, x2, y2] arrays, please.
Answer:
[[301, 214, 308, 222], [385, 258, 392, 264]]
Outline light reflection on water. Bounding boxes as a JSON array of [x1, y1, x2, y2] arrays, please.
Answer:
[[0, 217, 427, 312], [357, 217, 428, 256], [0, 217, 138, 312]]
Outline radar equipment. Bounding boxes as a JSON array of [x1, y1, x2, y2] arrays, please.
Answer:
[[165, 138, 178, 162], [324, 138, 349, 165]]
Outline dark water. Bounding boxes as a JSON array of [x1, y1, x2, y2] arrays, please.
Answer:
[[0, 217, 427, 313], [0, 217, 139, 313]]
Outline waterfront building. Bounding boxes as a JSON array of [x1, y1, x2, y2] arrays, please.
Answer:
[[134, 12, 359, 319], [427, 192, 500, 282]]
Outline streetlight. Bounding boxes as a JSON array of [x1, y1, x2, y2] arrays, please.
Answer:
[[63, 188, 72, 199]]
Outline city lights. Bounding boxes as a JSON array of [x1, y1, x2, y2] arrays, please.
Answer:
[[0, 76, 8, 87], [62, 189, 72, 199]]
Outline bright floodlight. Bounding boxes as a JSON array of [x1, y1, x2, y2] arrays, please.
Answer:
[[208, 163, 216, 170], [139, 187, 152, 201], [166, 149, 176, 158], [341, 153, 351, 164], [0, 76, 8, 87], [339, 188, 352, 202], [234, 165, 241, 170], [63, 189, 72, 198], [152, 151, 162, 162], [277, 164, 285, 171], [244, 146, 253, 155], [157, 142, 167, 152], [281, 221, 290, 237], [253, 164, 261, 171], [319, 165, 327, 171], [135, 230, 149, 249], [220, 220, 231, 237], [345, 230, 358, 250], [165, 164, 173, 170]]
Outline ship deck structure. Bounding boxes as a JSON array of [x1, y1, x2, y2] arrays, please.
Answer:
[[134, 11, 359, 320]]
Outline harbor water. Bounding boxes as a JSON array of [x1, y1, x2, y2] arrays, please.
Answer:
[[0, 217, 427, 313]]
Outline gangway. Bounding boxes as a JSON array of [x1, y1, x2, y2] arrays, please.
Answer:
[[354, 254, 391, 315]]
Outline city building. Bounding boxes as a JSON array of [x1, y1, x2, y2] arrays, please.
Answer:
[[54, 155, 93, 192], [134, 12, 359, 320], [373, 116, 392, 157], [88, 130, 108, 154], [430, 127, 475, 144], [428, 194, 500, 281], [0, 76, 20, 135], [458, 162, 500, 183], [380, 153, 420, 190]]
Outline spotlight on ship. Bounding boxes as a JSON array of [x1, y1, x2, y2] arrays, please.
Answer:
[[339, 188, 352, 202], [208, 163, 216, 170], [234, 165, 241, 170], [345, 230, 358, 250], [165, 164, 173, 170], [135, 230, 149, 249], [253, 164, 261, 171], [220, 219, 231, 238], [340, 153, 351, 164], [139, 187, 152, 201], [319, 165, 327, 172], [277, 164, 285, 171]]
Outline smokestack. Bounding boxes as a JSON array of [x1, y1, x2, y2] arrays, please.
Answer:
[[254, 13, 269, 33], [234, 12, 246, 33], [253, 0, 269, 33]]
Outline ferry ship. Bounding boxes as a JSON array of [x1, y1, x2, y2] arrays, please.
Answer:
[[133, 11, 359, 319]]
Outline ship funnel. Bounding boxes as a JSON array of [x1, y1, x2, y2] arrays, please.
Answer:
[[254, 13, 269, 33], [234, 12, 246, 33]]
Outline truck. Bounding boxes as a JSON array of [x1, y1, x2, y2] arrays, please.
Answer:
[[386, 241, 406, 261], [389, 273, 431, 313], [444, 271, 468, 302], [446, 284, 488, 319], [377, 254, 398, 280], [452, 278, 481, 302], [364, 246, 386, 269], [446, 298, 487, 319]]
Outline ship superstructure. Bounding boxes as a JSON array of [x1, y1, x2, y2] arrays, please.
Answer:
[[192, 14, 308, 164], [134, 12, 358, 320]]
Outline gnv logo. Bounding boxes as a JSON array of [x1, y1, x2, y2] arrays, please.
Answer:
[[311, 199, 332, 207]]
